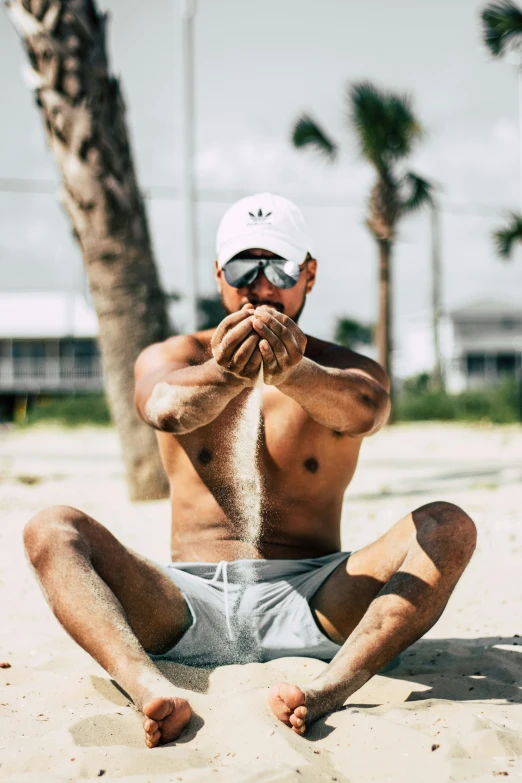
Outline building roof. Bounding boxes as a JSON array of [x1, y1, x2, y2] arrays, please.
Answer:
[[450, 298, 522, 319], [0, 292, 98, 339]]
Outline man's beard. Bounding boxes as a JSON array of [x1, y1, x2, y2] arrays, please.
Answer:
[[223, 295, 307, 323]]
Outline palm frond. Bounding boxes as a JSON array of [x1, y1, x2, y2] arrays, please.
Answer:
[[481, 1, 522, 57], [291, 114, 338, 161], [400, 172, 434, 216], [348, 82, 423, 171], [493, 212, 522, 258]]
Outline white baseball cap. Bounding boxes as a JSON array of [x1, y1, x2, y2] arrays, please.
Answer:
[[216, 192, 314, 269]]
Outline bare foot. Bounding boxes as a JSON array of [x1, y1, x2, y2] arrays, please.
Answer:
[[142, 696, 192, 748], [268, 682, 309, 735]]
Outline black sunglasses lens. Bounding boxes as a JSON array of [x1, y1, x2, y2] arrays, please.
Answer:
[[222, 259, 260, 288], [264, 261, 301, 289], [223, 258, 302, 289]]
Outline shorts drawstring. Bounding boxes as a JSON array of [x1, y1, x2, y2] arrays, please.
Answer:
[[210, 560, 234, 641]]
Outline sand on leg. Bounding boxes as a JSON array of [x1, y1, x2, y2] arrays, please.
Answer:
[[268, 501, 477, 733], [24, 505, 194, 747]]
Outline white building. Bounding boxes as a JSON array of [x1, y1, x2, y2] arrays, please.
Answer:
[[444, 299, 522, 393], [0, 292, 102, 397]]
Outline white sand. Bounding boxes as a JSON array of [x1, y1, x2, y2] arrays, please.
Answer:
[[1, 421, 522, 782]]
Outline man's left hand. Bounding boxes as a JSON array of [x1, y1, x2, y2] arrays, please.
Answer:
[[252, 306, 307, 385]]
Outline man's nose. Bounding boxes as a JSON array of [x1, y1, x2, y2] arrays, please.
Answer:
[[249, 270, 275, 296]]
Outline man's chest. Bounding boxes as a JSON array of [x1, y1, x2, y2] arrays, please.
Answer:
[[257, 386, 358, 479], [167, 385, 359, 485]]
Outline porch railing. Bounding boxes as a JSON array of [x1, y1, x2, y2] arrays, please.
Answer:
[[0, 358, 104, 392]]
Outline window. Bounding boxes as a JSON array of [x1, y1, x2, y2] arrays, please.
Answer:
[[73, 339, 99, 359], [466, 353, 485, 376], [496, 353, 516, 375], [12, 341, 46, 359], [59, 338, 99, 359]]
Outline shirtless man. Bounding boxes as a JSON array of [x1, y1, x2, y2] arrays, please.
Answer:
[[24, 193, 476, 748]]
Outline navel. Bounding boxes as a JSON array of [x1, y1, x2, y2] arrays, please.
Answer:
[[304, 457, 319, 474], [197, 447, 213, 466]]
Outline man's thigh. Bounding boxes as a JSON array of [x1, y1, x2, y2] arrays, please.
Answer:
[[49, 506, 191, 654], [310, 510, 416, 645]]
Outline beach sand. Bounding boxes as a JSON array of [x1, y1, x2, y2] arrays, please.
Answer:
[[1, 421, 521, 782]]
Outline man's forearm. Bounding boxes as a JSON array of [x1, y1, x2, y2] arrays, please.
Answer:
[[144, 360, 245, 434], [277, 357, 390, 436]]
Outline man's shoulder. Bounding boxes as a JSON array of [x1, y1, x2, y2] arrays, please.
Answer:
[[135, 330, 214, 377], [304, 336, 389, 389]]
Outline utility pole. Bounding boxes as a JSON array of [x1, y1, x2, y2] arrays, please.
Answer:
[[430, 200, 444, 391], [180, 0, 199, 334], [507, 50, 522, 211], [518, 61, 522, 212]]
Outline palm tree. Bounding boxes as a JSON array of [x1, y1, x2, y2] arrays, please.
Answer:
[[334, 317, 373, 349], [292, 82, 433, 381], [482, 1, 522, 57], [493, 212, 522, 256], [482, 2, 522, 258], [7, 0, 170, 501]]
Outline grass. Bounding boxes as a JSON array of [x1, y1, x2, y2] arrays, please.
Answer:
[[22, 394, 112, 427], [14, 377, 522, 428], [396, 376, 521, 424]]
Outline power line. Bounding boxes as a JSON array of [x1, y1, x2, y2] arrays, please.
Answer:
[[0, 176, 517, 218]]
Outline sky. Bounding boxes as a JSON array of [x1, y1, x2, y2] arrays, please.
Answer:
[[1, 0, 522, 371]]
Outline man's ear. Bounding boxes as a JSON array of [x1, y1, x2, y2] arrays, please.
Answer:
[[305, 258, 317, 294], [215, 259, 223, 294]]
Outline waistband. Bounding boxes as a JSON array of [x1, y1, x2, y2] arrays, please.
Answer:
[[166, 552, 348, 583]]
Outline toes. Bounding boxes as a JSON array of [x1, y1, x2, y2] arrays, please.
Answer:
[[145, 729, 162, 748], [278, 683, 306, 712], [289, 714, 305, 729], [268, 682, 306, 725], [144, 718, 159, 734], [294, 705, 308, 719], [142, 697, 192, 747]]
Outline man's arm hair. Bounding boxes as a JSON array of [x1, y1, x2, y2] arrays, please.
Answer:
[[134, 335, 244, 434], [278, 343, 390, 437]]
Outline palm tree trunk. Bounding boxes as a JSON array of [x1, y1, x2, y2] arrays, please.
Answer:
[[376, 238, 392, 380], [8, 0, 170, 500], [430, 202, 444, 391]]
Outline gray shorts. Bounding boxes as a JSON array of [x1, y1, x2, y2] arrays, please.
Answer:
[[152, 552, 349, 667]]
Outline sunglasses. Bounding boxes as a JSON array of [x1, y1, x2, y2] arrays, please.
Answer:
[[222, 257, 305, 289]]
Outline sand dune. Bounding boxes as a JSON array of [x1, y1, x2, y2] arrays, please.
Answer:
[[1, 423, 521, 782]]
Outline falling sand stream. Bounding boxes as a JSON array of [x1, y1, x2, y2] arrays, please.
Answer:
[[225, 365, 265, 661], [230, 365, 264, 550]]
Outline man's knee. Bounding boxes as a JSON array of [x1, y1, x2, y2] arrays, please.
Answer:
[[24, 505, 90, 570], [414, 501, 477, 562]]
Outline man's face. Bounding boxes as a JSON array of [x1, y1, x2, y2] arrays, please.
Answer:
[[215, 249, 317, 322]]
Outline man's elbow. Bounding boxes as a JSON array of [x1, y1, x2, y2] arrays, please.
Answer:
[[363, 387, 391, 435], [142, 382, 196, 435], [147, 409, 193, 435], [345, 388, 391, 437]]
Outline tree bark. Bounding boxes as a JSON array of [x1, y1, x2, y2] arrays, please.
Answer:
[[8, 0, 170, 500], [376, 237, 392, 380]]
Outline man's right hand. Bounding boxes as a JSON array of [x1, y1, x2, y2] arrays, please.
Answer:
[[211, 306, 262, 385]]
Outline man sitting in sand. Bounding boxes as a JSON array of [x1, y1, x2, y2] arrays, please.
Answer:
[[24, 193, 476, 748]]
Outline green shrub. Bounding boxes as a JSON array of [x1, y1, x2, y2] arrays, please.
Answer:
[[397, 377, 520, 424], [23, 395, 112, 427], [396, 389, 455, 421]]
